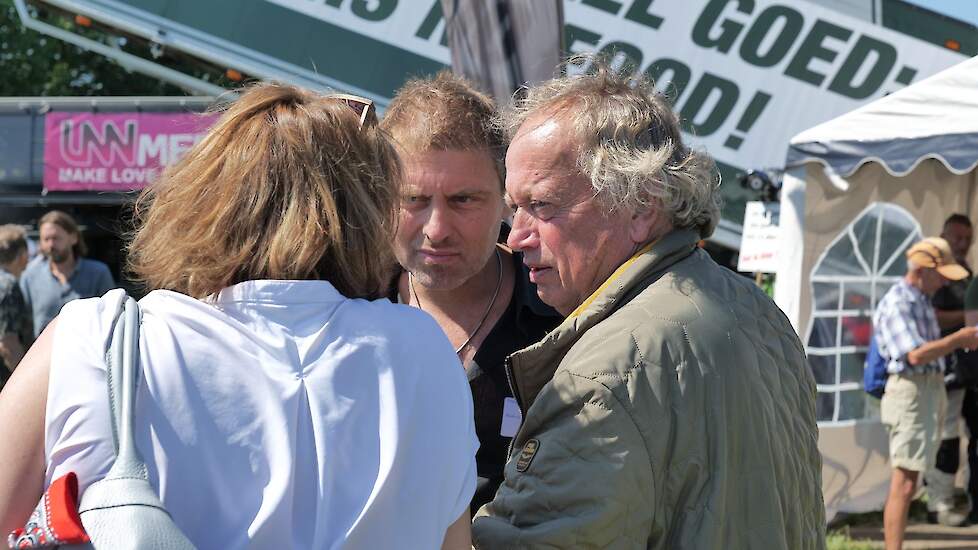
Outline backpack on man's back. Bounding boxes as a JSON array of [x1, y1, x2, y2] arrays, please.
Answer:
[[864, 334, 978, 397]]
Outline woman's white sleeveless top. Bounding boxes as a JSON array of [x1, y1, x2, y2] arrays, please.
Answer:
[[45, 281, 478, 549]]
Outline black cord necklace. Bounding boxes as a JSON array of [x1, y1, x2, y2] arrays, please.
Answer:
[[408, 248, 503, 355]]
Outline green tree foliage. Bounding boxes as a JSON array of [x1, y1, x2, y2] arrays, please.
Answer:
[[0, 0, 183, 96]]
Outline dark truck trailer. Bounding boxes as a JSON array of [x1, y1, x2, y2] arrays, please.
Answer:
[[0, 96, 214, 292]]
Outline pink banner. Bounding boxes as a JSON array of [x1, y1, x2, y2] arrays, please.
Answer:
[[43, 112, 217, 192]]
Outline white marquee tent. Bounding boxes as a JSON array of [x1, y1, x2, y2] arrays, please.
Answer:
[[774, 54, 978, 519]]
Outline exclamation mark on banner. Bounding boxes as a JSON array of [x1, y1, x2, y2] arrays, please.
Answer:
[[724, 91, 772, 150]]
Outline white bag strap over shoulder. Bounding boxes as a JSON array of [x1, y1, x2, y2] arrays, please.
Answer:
[[105, 295, 147, 477], [75, 294, 197, 550]]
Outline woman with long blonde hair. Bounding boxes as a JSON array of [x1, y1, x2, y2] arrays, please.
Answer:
[[0, 83, 476, 549]]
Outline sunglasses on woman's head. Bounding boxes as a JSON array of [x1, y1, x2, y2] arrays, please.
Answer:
[[327, 93, 377, 129]]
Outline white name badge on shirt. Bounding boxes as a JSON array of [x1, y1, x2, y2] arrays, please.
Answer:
[[501, 397, 522, 437]]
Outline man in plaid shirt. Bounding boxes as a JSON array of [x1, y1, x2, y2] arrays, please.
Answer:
[[875, 237, 978, 549]]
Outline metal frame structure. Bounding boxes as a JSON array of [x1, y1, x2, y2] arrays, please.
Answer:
[[15, 0, 387, 104], [14, 0, 225, 96]]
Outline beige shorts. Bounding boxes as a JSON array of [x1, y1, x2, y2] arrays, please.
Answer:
[[881, 372, 947, 472]]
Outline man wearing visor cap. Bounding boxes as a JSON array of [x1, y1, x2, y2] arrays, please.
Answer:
[[874, 237, 978, 549]]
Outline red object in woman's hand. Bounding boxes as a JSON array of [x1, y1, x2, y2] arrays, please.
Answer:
[[7, 473, 90, 549]]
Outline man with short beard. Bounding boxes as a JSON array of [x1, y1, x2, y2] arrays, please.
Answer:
[[381, 72, 560, 514], [20, 210, 115, 337]]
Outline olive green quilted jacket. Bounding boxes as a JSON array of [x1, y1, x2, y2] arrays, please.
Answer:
[[472, 229, 825, 549]]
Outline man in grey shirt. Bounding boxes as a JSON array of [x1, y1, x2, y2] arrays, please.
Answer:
[[20, 210, 115, 337]]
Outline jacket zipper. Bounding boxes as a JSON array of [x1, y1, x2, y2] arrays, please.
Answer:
[[504, 354, 524, 459]]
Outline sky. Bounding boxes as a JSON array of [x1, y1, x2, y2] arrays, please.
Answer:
[[902, 0, 978, 28]]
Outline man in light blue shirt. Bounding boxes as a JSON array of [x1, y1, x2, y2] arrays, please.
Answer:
[[19, 211, 115, 337]]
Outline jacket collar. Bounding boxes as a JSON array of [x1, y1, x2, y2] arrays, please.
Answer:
[[509, 229, 701, 410]]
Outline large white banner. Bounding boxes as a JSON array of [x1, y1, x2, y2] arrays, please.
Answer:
[[266, 0, 966, 172]]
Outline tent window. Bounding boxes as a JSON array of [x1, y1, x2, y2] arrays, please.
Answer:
[[806, 202, 922, 425]]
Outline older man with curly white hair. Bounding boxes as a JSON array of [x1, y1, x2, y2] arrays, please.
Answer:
[[471, 57, 826, 549]]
